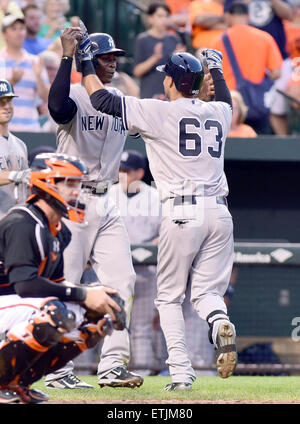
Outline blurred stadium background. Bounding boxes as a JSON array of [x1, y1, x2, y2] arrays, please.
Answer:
[[16, 0, 300, 376]]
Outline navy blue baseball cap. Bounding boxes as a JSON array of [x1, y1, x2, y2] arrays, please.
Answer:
[[0, 79, 18, 99], [120, 150, 146, 171]]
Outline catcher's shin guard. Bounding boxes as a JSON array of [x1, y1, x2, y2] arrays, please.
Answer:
[[20, 316, 113, 386], [0, 298, 76, 386]]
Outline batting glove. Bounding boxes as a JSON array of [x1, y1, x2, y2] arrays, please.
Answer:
[[8, 169, 31, 185], [204, 49, 223, 72], [76, 19, 97, 62]]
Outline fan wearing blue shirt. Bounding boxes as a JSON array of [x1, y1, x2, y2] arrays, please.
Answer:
[[23, 4, 52, 55]]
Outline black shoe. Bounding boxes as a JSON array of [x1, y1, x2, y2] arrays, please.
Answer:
[[0, 388, 20, 404], [164, 382, 192, 391], [98, 366, 144, 388], [8, 385, 49, 404], [215, 320, 237, 378], [45, 373, 94, 389]]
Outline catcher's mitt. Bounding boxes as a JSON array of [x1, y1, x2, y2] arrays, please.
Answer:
[[83, 288, 127, 331], [108, 293, 126, 331]]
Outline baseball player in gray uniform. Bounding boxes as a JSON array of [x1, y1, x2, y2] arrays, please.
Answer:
[[0, 79, 29, 218], [109, 150, 162, 374], [76, 27, 237, 390], [46, 25, 142, 389]]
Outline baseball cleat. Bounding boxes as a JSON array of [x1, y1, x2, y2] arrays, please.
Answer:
[[45, 373, 93, 389], [98, 366, 144, 388], [215, 320, 237, 378], [164, 382, 192, 391], [0, 388, 20, 404]]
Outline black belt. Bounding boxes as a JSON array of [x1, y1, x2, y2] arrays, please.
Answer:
[[82, 183, 108, 196], [172, 195, 227, 207]]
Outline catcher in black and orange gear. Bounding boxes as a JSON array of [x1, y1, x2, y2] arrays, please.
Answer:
[[0, 152, 126, 404]]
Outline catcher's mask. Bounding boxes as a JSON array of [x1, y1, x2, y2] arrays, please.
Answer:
[[27, 153, 88, 223]]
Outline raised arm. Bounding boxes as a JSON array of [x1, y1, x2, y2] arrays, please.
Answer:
[[203, 49, 232, 108], [48, 27, 82, 124]]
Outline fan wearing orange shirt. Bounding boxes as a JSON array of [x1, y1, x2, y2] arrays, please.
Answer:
[[283, 0, 300, 112], [211, 1, 282, 133], [189, 0, 228, 49], [165, 0, 192, 31], [284, 0, 300, 61]]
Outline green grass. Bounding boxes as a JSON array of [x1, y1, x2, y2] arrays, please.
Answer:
[[31, 376, 300, 403]]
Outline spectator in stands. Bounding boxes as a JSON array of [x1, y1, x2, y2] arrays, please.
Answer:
[[284, 0, 300, 60], [165, 0, 192, 29], [23, 3, 53, 55], [0, 0, 23, 49], [211, 1, 282, 133], [224, 0, 292, 60], [165, 0, 193, 30], [39, 49, 60, 84], [46, 35, 81, 84], [224, 0, 293, 135], [0, 14, 50, 131], [38, 0, 70, 41], [109, 150, 163, 375], [228, 90, 258, 137], [16, 0, 43, 7], [38, 50, 60, 132], [164, 0, 193, 47], [189, 0, 228, 50], [285, 2, 300, 110], [133, 2, 184, 99]]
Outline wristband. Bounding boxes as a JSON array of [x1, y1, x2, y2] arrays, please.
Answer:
[[66, 286, 87, 302], [81, 59, 96, 77], [62, 56, 73, 61]]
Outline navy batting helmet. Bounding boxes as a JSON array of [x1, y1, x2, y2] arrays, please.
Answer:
[[90, 33, 126, 57], [0, 79, 18, 99], [156, 52, 204, 95], [76, 33, 126, 72]]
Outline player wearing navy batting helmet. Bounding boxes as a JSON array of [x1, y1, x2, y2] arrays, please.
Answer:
[[76, 23, 238, 391], [46, 21, 142, 390]]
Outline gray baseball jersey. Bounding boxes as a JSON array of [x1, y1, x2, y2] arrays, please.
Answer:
[[48, 83, 137, 382], [0, 133, 28, 217], [120, 95, 234, 384], [109, 181, 161, 244], [56, 84, 128, 184], [121, 97, 231, 200]]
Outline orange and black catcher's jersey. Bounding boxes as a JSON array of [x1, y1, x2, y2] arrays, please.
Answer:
[[0, 204, 71, 295]]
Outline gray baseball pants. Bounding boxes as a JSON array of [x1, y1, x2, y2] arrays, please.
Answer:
[[45, 191, 136, 383], [154, 197, 234, 384]]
